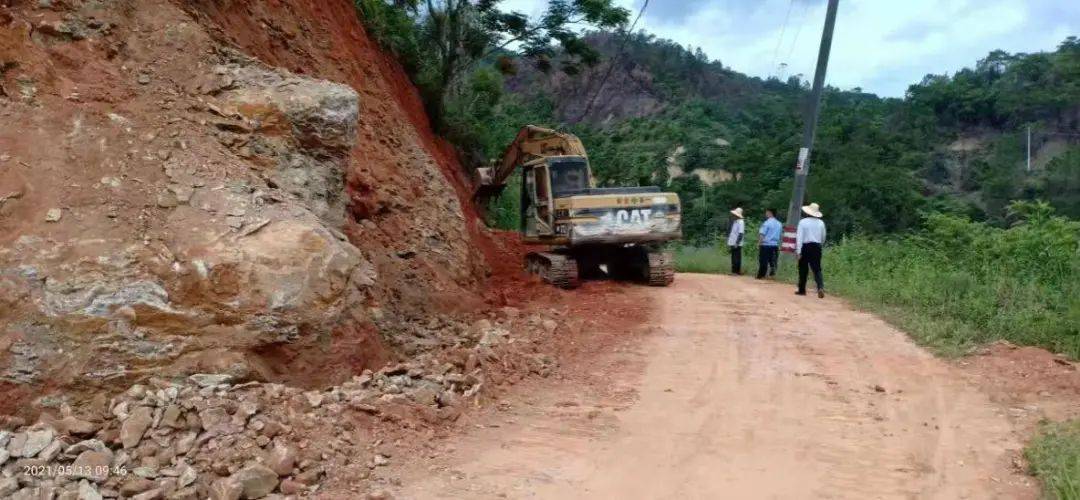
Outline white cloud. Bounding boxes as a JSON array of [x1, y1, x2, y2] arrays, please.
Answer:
[[496, 0, 1079, 97]]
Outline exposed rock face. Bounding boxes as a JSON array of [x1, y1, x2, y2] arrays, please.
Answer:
[[0, 0, 485, 412]]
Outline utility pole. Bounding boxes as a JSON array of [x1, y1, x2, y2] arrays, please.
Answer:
[[1026, 125, 1032, 172], [781, 0, 840, 256]]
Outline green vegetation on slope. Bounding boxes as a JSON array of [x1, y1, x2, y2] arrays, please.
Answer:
[[355, 0, 628, 129], [1026, 419, 1080, 500]]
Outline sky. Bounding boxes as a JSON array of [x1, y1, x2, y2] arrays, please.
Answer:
[[499, 0, 1079, 97]]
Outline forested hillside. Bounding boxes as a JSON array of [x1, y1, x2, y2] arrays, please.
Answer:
[[498, 34, 1080, 242], [355, 1, 1078, 243]]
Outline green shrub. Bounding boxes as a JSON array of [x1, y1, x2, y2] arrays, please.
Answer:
[[355, 0, 422, 75], [485, 174, 521, 230], [1026, 419, 1080, 500]]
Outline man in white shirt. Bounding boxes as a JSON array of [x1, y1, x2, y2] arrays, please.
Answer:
[[727, 207, 745, 275], [795, 202, 826, 298]]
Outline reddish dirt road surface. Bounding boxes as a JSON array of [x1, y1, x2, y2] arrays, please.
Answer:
[[388, 273, 1080, 499]]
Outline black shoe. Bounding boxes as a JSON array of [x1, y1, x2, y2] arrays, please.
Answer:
[[795, 291, 806, 296], [817, 289, 825, 298]]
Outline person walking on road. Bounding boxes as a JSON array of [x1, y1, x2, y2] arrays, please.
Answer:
[[727, 207, 745, 275], [756, 208, 782, 279], [795, 203, 826, 298]]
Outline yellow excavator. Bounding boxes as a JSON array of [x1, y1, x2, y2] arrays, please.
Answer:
[[475, 125, 681, 288]]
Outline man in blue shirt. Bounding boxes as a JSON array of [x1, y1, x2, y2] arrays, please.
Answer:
[[756, 208, 782, 279]]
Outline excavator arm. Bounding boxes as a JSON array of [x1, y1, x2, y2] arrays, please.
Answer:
[[473, 125, 589, 202]]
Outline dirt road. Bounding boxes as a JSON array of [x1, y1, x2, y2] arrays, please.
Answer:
[[393, 274, 1039, 499]]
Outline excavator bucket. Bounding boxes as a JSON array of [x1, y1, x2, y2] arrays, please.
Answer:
[[472, 166, 505, 203]]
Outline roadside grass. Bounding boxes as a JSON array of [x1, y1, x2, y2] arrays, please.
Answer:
[[1026, 420, 1080, 500], [674, 243, 797, 281]]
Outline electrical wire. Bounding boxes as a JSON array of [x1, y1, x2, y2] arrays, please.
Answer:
[[771, 0, 795, 77], [574, 0, 649, 123], [782, 0, 812, 76]]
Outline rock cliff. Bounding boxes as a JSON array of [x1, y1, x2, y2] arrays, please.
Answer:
[[0, 0, 489, 414]]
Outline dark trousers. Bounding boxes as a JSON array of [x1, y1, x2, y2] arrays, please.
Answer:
[[729, 246, 742, 274], [757, 245, 778, 278], [797, 242, 824, 292]]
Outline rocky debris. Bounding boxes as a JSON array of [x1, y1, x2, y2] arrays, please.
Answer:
[[119, 477, 156, 496], [209, 477, 243, 500], [121, 406, 153, 448], [0, 477, 18, 497], [190, 374, 234, 388], [232, 464, 278, 499], [54, 416, 100, 436], [0, 301, 572, 496], [266, 444, 295, 476], [0, 335, 544, 499], [78, 480, 103, 500], [72, 450, 112, 482], [44, 208, 62, 222], [6, 426, 54, 458]]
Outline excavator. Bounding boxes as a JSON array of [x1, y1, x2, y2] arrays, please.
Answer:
[[474, 125, 681, 288]]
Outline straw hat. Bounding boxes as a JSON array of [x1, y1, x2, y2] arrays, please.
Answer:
[[802, 202, 822, 218], [730, 207, 744, 219]]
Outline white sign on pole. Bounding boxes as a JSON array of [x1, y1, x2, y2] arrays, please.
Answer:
[[795, 147, 809, 172]]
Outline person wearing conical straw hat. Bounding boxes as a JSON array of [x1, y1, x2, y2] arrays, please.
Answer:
[[727, 207, 745, 275], [795, 202, 826, 298]]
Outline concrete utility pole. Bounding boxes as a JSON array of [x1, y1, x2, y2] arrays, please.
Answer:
[[781, 0, 840, 255], [1026, 125, 1032, 172]]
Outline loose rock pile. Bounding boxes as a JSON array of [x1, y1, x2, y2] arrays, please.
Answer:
[[0, 357, 488, 500]]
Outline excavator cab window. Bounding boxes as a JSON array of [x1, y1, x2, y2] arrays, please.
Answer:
[[549, 159, 590, 196]]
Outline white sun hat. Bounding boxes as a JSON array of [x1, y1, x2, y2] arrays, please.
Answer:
[[802, 202, 822, 218], [730, 207, 744, 218]]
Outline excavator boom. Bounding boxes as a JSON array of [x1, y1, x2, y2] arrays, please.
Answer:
[[474, 125, 589, 201]]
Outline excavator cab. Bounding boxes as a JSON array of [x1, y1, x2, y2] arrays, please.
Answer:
[[548, 157, 590, 195], [521, 163, 550, 236], [521, 156, 592, 238]]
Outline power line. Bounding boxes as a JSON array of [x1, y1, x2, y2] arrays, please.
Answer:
[[771, 0, 795, 77], [575, 0, 649, 123], [782, 0, 811, 75]]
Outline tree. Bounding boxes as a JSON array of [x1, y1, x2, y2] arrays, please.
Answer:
[[358, 0, 630, 128]]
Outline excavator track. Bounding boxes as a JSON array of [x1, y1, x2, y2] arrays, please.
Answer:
[[526, 252, 580, 289], [646, 251, 675, 287]]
